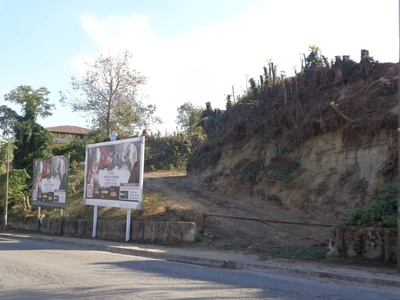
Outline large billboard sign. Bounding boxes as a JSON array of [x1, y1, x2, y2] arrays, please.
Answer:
[[84, 136, 144, 209], [32, 156, 69, 208]]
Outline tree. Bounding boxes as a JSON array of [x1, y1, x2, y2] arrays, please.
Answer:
[[0, 168, 31, 213], [0, 86, 53, 214], [1, 85, 54, 175], [60, 50, 160, 137], [176, 102, 204, 134], [52, 139, 86, 166]]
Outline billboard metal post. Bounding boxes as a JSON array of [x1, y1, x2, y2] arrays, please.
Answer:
[[58, 209, 64, 235], [37, 207, 41, 231], [93, 205, 98, 238], [126, 208, 131, 242]]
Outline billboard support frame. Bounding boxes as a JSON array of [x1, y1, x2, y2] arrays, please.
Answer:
[[91, 204, 132, 241]]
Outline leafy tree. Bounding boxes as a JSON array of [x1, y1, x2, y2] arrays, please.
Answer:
[[0, 138, 9, 174], [176, 102, 204, 134], [0, 169, 31, 213], [84, 129, 110, 143], [2, 86, 54, 176], [0, 135, 15, 174], [0, 136, 30, 213], [60, 50, 161, 137], [52, 139, 86, 166]]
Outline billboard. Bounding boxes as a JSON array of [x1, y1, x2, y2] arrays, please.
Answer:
[[84, 136, 144, 209], [32, 156, 69, 208]]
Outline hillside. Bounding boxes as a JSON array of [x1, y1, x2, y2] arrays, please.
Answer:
[[130, 57, 398, 254], [187, 58, 398, 227]]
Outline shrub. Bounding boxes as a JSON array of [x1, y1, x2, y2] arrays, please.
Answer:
[[343, 181, 397, 227]]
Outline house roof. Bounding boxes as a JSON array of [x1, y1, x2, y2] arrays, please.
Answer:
[[45, 125, 91, 135]]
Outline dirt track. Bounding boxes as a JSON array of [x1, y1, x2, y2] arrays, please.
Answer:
[[143, 171, 332, 253]]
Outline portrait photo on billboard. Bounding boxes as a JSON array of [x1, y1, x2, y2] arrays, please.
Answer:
[[84, 136, 144, 208], [32, 156, 69, 208]]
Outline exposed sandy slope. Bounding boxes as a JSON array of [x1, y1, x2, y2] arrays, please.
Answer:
[[143, 171, 331, 253]]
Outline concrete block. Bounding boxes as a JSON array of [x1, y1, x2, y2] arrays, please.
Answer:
[[63, 219, 78, 236], [40, 217, 60, 235], [11, 217, 39, 231], [130, 221, 198, 244], [77, 219, 93, 238], [97, 220, 126, 242]]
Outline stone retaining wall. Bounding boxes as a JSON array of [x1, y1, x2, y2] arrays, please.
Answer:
[[327, 226, 397, 264], [4, 217, 198, 245]]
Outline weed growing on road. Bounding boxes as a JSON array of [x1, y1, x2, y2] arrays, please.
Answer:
[[240, 242, 248, 249], [270, 248, 281, 255], [223, 243, 234, 250], [194, 233, 203, 243]]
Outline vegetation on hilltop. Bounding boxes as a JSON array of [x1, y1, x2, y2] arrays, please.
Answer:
[[189, 50, 397, 173]]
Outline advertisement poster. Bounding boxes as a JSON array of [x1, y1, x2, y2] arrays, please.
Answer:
[[84, 136, 144, 209], [32, 156, 69, 208]]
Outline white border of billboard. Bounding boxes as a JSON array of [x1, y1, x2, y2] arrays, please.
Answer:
[[84, 136, 144, 209]]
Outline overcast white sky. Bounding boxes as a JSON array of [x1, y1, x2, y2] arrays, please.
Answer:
[[1, 0, 398, 135]]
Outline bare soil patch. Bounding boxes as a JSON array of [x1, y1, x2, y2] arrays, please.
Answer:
[[141, 171, 332, 254]]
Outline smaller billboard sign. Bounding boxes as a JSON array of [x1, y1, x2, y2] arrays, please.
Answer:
[[32, 156, 69, 208], [84, 136, 144, 209]]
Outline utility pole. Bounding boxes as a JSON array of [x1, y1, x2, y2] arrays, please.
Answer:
[[232, 85, 235, 103], [245, 75, 249, 94], [4, 133, 9, 230], [397, 0, 400, 273]]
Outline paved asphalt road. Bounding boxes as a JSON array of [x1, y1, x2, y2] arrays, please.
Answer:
[[0, 235, 399, 300]]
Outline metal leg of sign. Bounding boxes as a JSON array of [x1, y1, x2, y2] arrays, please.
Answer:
[[126, 208, 131, 242], [37, 207, 41, 232], [93, 205, 98, 238], [58, 209, 64, 235]]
